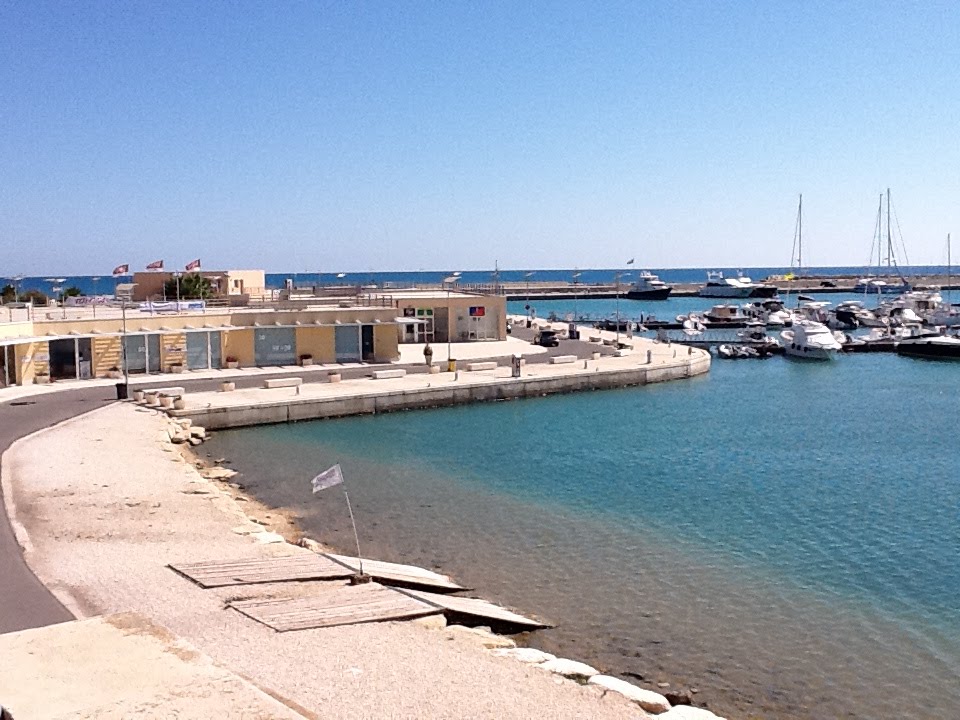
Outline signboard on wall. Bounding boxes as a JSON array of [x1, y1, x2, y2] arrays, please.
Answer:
[[469, 306, 485, 317], [416, 308, 433, 317]]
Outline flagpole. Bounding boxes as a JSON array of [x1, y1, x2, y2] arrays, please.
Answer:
[[342, 490, 366, 579]]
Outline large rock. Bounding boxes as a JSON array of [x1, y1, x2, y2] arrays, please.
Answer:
[[538, 658, 598, 679], [588, 675, 671, 714], [492, 647, 557, 664], [659, 706, 726, 720], [251, 531, 285, 545], [189, 426, 207, 439]]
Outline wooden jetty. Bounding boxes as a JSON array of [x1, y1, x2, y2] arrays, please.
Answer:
[[395, 588, 551, 630], [229, 582, 442, 632], [325, 554, 467, 592], [169, 554, 353, 588]]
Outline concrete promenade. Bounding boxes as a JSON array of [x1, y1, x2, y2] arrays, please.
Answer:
[[169, 336, 710, 430]]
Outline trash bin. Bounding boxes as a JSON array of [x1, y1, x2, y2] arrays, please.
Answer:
[[447, 359, 457, 373], [115, 382, 128, 400]]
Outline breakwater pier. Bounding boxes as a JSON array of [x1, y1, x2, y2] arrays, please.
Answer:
[[166, 337, 709, 430]]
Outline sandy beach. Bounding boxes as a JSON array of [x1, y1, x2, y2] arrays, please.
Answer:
[[1, 402, 678, 719]]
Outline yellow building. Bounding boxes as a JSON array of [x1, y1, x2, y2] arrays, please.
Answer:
[[0, 305, 399, 386], [131, 269, 266, 301], [368, 290, 507, 345]]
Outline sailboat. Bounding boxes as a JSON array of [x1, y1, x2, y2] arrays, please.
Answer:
[[854, 189, 912, 295], [928, 233, 960, 327]]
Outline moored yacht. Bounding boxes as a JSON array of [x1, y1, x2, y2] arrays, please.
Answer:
[[699, 271, 778, 299], [896, 334, 960, 360], [780, 321, 843, 360], [625, 271, 672, 300]]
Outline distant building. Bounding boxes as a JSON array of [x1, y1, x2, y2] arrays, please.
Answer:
[[367, 289, 507, 344], [131, 270, 266, 302]]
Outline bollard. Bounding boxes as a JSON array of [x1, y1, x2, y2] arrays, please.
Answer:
[[646, 350, 652, 364]]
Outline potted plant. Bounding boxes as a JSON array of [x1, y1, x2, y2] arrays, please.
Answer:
[[170, 362, 184, 374], [107, 365, 123, 379], [299, 353, 313, 367], [225, 356, 239, 370], [327, 369, 342, 383], [34, 371, 51, 385], [132, 388, 145, 403], [173, 396, 186, 410]]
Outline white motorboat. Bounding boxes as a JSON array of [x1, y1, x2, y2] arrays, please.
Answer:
[[780, 321, 843, 359], [625, 271, 672, 300], [699, 271, 778, 299]]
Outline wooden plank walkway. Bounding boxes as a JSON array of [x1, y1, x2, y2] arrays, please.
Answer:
[[395, 588, 552, 630], [323, 554, 466, 592], [228, 582, 442, 631], [169, 554, 354, 588]]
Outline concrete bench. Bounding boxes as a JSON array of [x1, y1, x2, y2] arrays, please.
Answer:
[[263, 377, 303, 389], [465, 361, 498, 371], [143, 387, 185, 397], [372, 369, 407, 380], [549, 355, 577, 365], [589, 335, 603, 343]]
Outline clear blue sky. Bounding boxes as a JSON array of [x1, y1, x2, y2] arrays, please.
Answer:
[[2, 1, 958, 274]]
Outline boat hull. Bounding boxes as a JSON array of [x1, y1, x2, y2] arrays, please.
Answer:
[[699, 286, 753, 299], [896, 338, 960, 360], [625, 287, 672, 300]]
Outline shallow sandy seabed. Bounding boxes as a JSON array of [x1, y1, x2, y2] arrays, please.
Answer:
[[4, 403, 657, 719]]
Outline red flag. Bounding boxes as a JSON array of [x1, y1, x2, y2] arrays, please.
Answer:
[[112, 264, 129, 276], [146, 259, 164, 270], [185, 258, 201, 271]]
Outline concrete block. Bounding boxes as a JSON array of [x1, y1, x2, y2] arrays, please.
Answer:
[[466, 361, 498, 371], [549, 355, 577, 364], [263, 377, 303, 389], [372, 369, 406, 379]]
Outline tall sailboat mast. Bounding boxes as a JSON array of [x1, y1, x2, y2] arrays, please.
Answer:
[[948, 233, 953, 306], [886, 187, 893, 270], [798, 193, 803, 276]]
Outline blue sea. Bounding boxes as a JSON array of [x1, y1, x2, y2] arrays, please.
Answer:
[[5, 265, 951, 297], [201, 296, 959, 720]]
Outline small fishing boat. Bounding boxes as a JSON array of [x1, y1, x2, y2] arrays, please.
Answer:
[[780, 321, 843, 360]]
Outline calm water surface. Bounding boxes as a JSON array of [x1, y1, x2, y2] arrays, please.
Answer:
[[205, 315, 959, 720]]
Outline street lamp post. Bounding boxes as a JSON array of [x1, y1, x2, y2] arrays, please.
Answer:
[[572, 271, 582, 321], [443, 272, 461, 370], [615, 272, 630, 347], [524, 271, 535, 327], [91, 277, 100, 318]]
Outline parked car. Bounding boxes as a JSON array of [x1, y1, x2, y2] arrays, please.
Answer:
[[533, 329, 560, 347]]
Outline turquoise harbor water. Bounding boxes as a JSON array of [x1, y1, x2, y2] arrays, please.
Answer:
[[204, 299, 959, 720]]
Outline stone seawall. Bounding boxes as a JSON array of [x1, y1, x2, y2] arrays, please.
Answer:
[[170, 353, 710, 431]]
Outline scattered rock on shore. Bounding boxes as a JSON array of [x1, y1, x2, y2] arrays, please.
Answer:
[[492, 647, 557, 664], [659, 705, 726, 720], [588, 675, 670, 714], [538, 658, 598, 679], [446, 625, 516, 649]]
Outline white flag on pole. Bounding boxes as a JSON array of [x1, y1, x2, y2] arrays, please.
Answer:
[[311, 464, 344, 493]]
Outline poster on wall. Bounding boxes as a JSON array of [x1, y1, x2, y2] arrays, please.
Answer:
[[469, 306, 485, 317]]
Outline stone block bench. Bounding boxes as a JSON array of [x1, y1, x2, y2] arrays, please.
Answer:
[[372, 369, 407, 380], [549, 355, 577, 365], [465, 361, 498, 371], [263, 377, 303, 389], [589, 335, 603, 343]]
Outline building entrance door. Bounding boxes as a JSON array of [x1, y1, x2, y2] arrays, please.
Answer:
[[361, 325, 374, 361], [334, 325, 361, 362]]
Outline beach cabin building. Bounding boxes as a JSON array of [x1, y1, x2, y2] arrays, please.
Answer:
[[366, 289, 507, 344], [0, 303, 401, 386]]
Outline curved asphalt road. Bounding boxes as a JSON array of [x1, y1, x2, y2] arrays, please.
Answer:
[[0, 333, 612, 634]]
